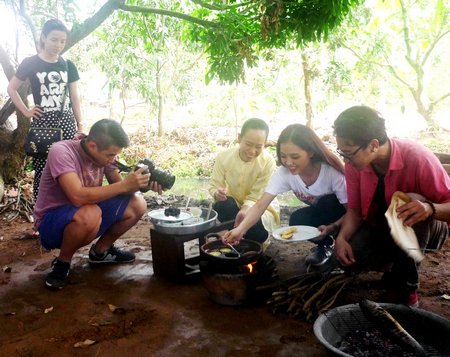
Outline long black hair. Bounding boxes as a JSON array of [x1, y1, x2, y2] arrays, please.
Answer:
[[277, 124, 344, 174]]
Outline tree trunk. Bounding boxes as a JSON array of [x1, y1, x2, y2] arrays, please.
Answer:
[[120, 81, 127, 125], [0, 173, 4, 202], [157, 94, 164, 137], [156, 58, 164, 137], [302, 53, 314, 128]]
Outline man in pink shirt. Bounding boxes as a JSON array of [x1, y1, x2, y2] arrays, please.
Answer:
[[34, 119, 161, 290], [333, 106, 450, 307]]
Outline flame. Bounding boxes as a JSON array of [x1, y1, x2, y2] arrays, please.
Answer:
[[246, 263, 253, 273]]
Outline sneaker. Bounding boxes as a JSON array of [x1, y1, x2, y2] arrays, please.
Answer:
[[305, 238, 335, 266], [380, 289, 420, 308], [88, 244, 135, 264], [45, 258, 70, 290], [406, 291, 419, 308]]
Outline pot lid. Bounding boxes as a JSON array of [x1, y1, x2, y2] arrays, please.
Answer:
[[148, 208, 192, 223]]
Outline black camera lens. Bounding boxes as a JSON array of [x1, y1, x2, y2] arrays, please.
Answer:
[[150, 168, 176, 189], [139, 159, 176, 190]]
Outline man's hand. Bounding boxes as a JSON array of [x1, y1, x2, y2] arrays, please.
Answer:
[[396, 200, 433, 227], [214, 187, 228, 201], [124, 165, 150, 192], [146, 180, 163, 195], [335, 237, 355, 266]]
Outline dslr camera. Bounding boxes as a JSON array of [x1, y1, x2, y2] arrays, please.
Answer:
[[115, 158, 176, 191], [134, 158, 176, 191]]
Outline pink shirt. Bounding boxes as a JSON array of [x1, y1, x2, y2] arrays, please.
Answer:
[[346, 138, 450, 223], [33, 139, 117, 228]]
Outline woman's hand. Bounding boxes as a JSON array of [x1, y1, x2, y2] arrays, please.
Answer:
[[26, 105, 44, 119], [76, 122, 84, 134], [235, 206, 249, 227], [318, 223, 339, 236], [222, 228, 244, 245], [214, 187, 228, 201]]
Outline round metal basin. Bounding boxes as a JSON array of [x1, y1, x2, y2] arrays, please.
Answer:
[[149, 207, 217, 235], [313, 303, 450, 357]]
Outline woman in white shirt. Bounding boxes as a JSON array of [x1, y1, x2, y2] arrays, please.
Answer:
[[223, 124, 347, 266]]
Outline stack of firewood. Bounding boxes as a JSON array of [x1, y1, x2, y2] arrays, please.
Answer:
[[0, 175, 34, 223], [267, 271, 353, 322]]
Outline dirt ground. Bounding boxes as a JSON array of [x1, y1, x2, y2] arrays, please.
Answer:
[[1, 210, 450, 357]]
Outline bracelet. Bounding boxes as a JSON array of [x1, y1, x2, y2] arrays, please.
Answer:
[[423, 200, 436, 219]]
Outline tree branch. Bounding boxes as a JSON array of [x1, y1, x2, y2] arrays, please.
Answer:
[[19, 0, 39, 52], [0, 45, 16, 81], [118, 4, 219, 29], [65, 0, 125, 51], [421, 29, 450, 68], [189, 0, 255, 11], [428, 92, 450, 113]]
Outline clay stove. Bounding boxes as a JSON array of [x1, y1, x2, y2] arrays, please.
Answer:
[[199, 235, 276, 306], [149, 208, 234, 281]]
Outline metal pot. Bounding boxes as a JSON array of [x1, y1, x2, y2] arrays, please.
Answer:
[[200, 233, 262, 267], [149, 207, 218, 235]]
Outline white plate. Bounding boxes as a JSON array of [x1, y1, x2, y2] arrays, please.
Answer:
[[148, 208, 192, 223], [272, 225, 321, 242]]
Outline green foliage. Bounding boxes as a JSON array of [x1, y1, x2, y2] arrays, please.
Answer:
[[183, 0, 363, 83], [325, 0, 450, 124]]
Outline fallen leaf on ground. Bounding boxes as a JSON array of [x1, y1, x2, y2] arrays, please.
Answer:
[[74, 339, 96, 348], [44, 307, 53, 314], [46, 337, 59, 342], [108, 303, 126, 314], [88, 317, 113, 326]]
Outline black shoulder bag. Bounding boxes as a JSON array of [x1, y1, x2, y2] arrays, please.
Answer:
[[24, 60, 69, 158]]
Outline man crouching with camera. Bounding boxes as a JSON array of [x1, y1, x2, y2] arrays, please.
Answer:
[[33, 119, 162, 290]]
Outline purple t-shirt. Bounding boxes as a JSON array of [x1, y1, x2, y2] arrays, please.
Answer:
[[33, 139, 117, 228]]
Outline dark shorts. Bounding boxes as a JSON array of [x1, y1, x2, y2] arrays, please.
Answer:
[[38, 195, 132, 250]]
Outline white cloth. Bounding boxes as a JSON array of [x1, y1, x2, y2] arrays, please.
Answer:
[[265, 163, 347, 206], [385, 192, 424, 262]]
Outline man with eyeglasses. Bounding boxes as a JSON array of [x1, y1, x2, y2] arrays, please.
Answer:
[[332, 106, 450, 307]]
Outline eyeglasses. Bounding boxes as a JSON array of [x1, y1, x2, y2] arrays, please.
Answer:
[[336, 146, 363, 161]]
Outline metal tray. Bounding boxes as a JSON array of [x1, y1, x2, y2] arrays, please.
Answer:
[[149, 207, 218, 235]]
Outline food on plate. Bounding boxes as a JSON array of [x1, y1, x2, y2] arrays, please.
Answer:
[[219, 247, 232, 253], [281, 227, 297, 240], [207, 250, 222, 256], [164, 206, 181, 217]]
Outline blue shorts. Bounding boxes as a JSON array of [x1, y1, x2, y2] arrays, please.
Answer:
[[38, 195, 132, 250]]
